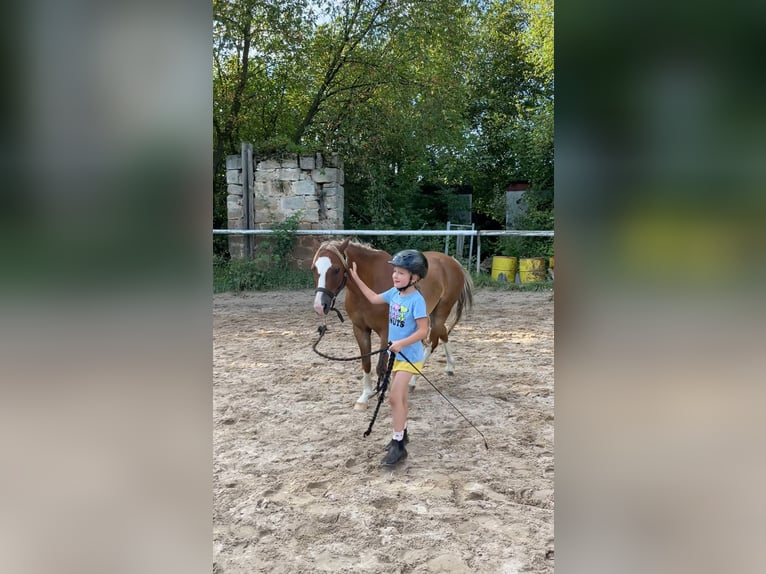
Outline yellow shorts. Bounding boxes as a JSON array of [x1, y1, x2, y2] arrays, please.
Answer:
[[393, 359, 424, 375]]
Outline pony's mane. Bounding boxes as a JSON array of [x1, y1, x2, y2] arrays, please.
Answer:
[[313, 238, 381, 267], [321, 238, 377, 251], [344, 239, 378, 253]]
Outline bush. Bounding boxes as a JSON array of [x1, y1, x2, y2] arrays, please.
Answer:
[[213, 212, 316, 292], [214, 256, 315, 292]]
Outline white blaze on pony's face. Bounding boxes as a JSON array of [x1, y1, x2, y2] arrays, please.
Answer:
[[312, 255, 332, 315]]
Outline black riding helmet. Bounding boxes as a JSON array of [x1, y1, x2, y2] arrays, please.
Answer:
[[388, 249, 428, 280]]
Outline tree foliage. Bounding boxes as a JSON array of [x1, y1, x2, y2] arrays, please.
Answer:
[[213, 0, 554, 254]]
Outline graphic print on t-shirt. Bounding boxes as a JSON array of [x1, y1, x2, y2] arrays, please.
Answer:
[[389, 302, 408, 328]]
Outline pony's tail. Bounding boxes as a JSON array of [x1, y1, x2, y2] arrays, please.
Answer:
[[448, 266, 474, 334]]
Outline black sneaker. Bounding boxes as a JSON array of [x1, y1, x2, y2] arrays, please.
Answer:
[[382, 439, 408, 466], [384, 429, 409, 451]]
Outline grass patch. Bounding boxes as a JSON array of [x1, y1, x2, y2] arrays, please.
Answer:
[[213, 259, 553, 294], [470, 271, 554, 292], [214, 256, 315, 292]]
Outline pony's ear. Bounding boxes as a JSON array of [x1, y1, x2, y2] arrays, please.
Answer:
[[312, 237, 321, 250], [339, 237, 351, 253]]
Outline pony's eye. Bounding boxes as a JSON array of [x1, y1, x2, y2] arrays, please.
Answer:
[[332, 267, 340, 275]]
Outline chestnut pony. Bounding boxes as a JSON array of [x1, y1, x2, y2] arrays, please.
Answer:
[[312, 237, 473, 410]]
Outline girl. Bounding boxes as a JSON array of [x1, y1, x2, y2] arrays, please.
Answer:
[[348, 249, 429, 465]]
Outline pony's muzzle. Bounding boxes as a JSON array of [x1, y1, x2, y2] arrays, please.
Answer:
[[313, 293, 331, 316]]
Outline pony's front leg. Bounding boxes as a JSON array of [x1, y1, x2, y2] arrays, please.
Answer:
[[353, 326, 375, 410], [356, 371, 375, 410]]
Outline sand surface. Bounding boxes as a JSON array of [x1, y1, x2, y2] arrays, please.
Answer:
[[214, 288, 554, 573]]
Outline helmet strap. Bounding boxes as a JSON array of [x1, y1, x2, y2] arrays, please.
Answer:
[[397, 272, 418, 293]]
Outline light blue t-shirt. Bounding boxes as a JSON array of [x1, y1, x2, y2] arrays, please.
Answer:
[[381, 287, 428, 363]]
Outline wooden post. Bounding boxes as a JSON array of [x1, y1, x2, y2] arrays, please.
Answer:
[[241, 143, 254, 258]]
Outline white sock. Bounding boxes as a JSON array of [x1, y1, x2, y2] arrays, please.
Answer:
[[392, 430, 404, 442]]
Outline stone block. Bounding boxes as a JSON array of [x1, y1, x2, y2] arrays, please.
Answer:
[[226, 170, 242, 184], [315, 153, 323, 169], [226, 155, 241, 170], [280, 157, 298, 169], [227, 184, 243, 196], [254, 210, 272, 224], [281, 196, 305, 210], [258, 179, 283, 197], [256, 159, 281, 170], [293, 243, 315, 261], [279, 168, 302, 181], [299, 155, 315, 170], [254, 168, 278, 182], [253, 195, 271, 210], [253, 180, 267, 196], [323, 195, 338, 210], [312, 168, 337, 183], [227, 217, 244, 229], [292, 179, 316, 196], [302, 209, 319, 223]]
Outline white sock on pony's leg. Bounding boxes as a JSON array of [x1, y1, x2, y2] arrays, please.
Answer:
[[443, 341, 455, 375], [355, 371, 375, 410]]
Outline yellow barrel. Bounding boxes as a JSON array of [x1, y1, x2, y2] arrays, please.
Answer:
[[519, 257, 547, 283], [491, 256, 518, 282]]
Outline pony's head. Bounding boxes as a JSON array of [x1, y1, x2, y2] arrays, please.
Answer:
[[311, 237, 350, 316]]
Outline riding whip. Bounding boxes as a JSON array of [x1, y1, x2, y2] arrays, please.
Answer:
[[398, 349, 489, 449], [363, 348, 395, 438]]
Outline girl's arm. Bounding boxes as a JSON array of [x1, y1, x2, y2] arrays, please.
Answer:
[[348, 262, 386, 305], [389, 317, 429, 355]]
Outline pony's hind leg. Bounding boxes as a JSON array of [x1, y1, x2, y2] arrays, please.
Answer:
[[408, 312, 451, 389], [442, 341, 455, 375], [429, 307, 454, 375]]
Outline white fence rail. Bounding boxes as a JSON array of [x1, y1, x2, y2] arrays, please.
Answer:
[[213, 228, 554, 274]]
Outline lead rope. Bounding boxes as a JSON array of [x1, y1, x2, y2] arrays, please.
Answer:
[[363, 350, 396, 438], [397, 349, 489, 450], [312, 324, 389, 361]]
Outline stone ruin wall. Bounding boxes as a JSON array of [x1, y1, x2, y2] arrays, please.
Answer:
[[226, 151, 344, 269]]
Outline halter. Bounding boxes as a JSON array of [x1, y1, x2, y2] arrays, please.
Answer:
[[313, 244, 349, 323], [314, 274, 346, 323]]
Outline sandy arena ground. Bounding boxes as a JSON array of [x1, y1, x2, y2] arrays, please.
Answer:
[[214, 288, 554, 574]]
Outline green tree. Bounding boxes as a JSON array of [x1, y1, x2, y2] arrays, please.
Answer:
[[464, 0, 554, 224], [212, 0, 554, 254]]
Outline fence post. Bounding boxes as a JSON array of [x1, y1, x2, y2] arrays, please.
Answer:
[[468, 223, 475, 268], [476, 231, 481, 274], [241, 143, 253, 258]]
